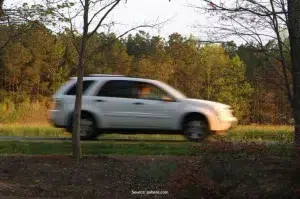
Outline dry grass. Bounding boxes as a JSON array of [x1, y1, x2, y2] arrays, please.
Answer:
[[0, 100, 50, 125]]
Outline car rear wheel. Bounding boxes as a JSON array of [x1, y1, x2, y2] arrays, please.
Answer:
[[183, 117, 209, 142], [69, 113, 98, 140]]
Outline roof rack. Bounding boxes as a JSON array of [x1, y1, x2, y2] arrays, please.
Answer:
[[88, 74, 125, 77]]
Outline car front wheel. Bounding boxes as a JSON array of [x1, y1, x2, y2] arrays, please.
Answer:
[[183, 117, 209, 142]]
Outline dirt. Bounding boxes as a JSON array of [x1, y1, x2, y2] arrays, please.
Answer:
[[0, 155, 297, 199]]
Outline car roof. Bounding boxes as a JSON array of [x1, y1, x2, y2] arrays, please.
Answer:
[[70, 75, 160, 84]]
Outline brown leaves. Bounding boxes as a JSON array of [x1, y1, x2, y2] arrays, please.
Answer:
[[167, 161, 220, 199], [0, 150, 296, 198]]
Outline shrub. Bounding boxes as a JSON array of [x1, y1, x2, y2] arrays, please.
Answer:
[[0, 96, 50, 124]]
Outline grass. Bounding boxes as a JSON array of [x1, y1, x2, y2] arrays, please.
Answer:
[[0, 124, 294, 143], [0, 124, 68, 137], [0, 140, 295, 158], [0, 141, 189, 155], [225, 125, 294, 143]]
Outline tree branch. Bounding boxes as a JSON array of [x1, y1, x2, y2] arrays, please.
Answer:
[[269, 0, 292, 103], [201, 0, 287, 18], [88, 0, 117, 26], [85, 24, 158, 65], [87, 0, 121, 38]]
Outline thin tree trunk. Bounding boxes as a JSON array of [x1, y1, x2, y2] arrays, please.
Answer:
[[287, 0, 300, 195], [72, 0, 89, 161], [270, 0, 293, 104], [0, 0, 4, 17], [287, 0, 300, 154]]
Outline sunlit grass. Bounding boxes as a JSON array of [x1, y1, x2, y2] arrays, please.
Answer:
[[0, 124, 68, 137], [0, 124, 295, 143], [225, 125, 294, 143]]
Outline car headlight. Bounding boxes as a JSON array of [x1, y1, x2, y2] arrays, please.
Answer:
[[218, 109, 233, 121]]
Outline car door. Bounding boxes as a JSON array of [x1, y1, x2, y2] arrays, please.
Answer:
[[129, 81, 181, 130], [94, 80, 139, 128]]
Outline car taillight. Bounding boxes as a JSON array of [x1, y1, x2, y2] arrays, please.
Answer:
[[56, 100, 62, 110], [51, 99, 61, 110]]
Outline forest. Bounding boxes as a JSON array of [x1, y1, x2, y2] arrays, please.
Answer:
[[0, 21, 292, 125]]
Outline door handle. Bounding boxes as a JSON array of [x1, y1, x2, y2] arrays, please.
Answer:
[[95, 99, 106, 102], [133, 102, 144, 105]]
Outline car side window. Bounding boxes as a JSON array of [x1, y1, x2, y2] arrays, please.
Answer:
[[97, 80, 136, 98], [65, 80, 95, 95], [136, 82, 173, 101]]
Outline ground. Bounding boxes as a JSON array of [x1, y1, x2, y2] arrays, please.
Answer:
[[0, 125, 297, 198], [0, 142, 297, 199]]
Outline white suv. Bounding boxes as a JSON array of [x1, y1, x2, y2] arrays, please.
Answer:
[[50, 74, 237, 141]]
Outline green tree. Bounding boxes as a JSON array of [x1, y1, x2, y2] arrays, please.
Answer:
[[198, 45, 253, 121], [85, 33, 133, 75], [135, 35, 174, 82], [166, 33, 202, 98], [0, 22, 63, 99]]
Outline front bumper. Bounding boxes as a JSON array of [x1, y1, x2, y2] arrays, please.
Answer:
[[212, 116, 238, 132], [229, 117, 238, 126], [213, 117, 238, 135]]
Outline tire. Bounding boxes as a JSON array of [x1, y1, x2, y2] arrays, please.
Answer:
[[183, 116, 210, 142], [69, 113, 98, 140]]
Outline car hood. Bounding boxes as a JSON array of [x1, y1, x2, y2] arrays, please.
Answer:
[[182, 98, 231, 110]]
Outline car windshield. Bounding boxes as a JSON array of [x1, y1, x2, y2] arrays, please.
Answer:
[[157, 81, 187, 99]]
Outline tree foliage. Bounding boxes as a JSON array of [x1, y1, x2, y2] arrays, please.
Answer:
[[0, 23, 292, 124]]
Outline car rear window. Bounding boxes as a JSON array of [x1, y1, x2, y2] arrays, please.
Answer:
[[65, 80, 95, 95], [97, 80, 136, 98]]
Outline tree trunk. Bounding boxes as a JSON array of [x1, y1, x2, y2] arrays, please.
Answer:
[[287, 0, 300, 154], [72, 0, 89, 161], [0, 0, 4, 17], [72, 37, 86, 160], [287, 0, 300, 195]]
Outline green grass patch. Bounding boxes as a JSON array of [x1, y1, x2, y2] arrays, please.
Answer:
[[0, 141, 189, 155], [0, 124, 295, 143]]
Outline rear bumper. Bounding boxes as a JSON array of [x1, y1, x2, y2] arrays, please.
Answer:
[[48, 109, 68, 128]]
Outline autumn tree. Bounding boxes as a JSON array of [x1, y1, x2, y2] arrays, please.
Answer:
[[0, 1, 57, 51], [0, 22, 63, 99], [165, 33, 203, 97], [85, 33, 133, 75], [135, 36, 174, 82]]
